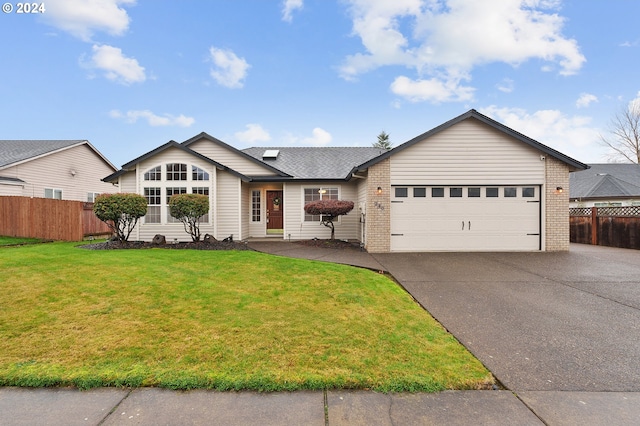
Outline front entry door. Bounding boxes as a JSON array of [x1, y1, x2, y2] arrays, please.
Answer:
[[266, 191, 283, 230]]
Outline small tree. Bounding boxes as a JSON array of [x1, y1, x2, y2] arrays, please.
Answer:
[[93, 193, 147, 242], [304, 199, 354, 240], [168, 193, 210, 242], [373, 131, 392, 150], [600, 101, 640, 163]]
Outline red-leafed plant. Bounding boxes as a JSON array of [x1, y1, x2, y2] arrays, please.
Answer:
[[304, 199, 354, 240]]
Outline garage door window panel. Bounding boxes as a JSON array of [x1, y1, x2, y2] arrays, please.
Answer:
[[450, 187, 463, 198], [468, 187, 481, 197], [486, 187, 499, 197], [413, 187, 426, 197], [504, 187, 517, 197], [523, 187, 535, 198], [432, 187, 444, 197], [395, 187, 408, 198]]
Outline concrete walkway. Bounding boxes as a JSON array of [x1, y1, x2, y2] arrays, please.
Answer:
[[2, 241, 639, 425]]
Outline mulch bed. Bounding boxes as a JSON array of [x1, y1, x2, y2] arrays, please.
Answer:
[[294, 238, 363, 250], [80, 238, 361, 251], [79, 240, 252, 251]]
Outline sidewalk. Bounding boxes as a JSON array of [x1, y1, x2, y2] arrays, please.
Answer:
[[2, 385, 639, 425]]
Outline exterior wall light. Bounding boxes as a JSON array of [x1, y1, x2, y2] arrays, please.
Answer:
[[556, 186, 564, 193], [377, 186, 383, 195]]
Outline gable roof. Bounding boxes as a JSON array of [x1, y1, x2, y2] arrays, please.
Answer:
[[0, 140, 116, 171], [570, 163, 640, 199], [354, 109, 589, 172], [102, 140, 251, 183], [242, 146, 386, 180], [182, 132, 291, 178]]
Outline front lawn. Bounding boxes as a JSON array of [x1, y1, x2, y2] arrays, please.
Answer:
[[0, 242, 493, 392], [0, 236, 43, 246]]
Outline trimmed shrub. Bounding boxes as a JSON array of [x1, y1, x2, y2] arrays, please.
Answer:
[[168, 193, 210, 242], [304, 199, 354, 240], [93, 193, 147, 242]]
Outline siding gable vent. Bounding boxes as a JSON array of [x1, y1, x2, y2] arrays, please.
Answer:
[[262, 149, 279, 160]]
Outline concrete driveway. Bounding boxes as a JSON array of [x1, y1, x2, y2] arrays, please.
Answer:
[[373, 243, 640, 392]]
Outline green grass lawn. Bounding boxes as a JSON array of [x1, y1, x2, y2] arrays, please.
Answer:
[[0, 242, 493, 392], [0, 236, 43, 246]]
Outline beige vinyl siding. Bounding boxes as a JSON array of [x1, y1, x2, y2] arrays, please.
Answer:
[[187, 138, 277, 176], [283, 181, 360, 241], [0, 144, 116, 201], [356, 177, 367, 242], [0, 183, 23, 196], [240, 182, 250, 240], [216, 170, 241, 240], [119, 172, 136, 193], [390, 120, 545, 185]]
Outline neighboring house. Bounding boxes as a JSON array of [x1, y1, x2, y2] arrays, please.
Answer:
[[570, 163, 640, 208], [0, 140, 118, 202], [103, 109, 587, 252]]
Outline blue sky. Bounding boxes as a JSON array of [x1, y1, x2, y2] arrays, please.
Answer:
[[1, 0, 639, 167]]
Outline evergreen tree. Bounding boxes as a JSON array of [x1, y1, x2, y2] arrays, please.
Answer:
[[373, 131, 392, 150]]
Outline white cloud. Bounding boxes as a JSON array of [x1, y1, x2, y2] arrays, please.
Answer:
[[84, 44, 145, 85], [479, 105, 600, 160], [496, 78, 515, 93], [390, 75, 474, 103], [209, 47, 250, 89], [576, 93, 598, 108], [109, 109, 194, 127], [302, 128, 333, 146], [340, 0, 585, 103], [42, 0, 135, 41], [235, 124, 271, 143], [282, 0, 303, 22]]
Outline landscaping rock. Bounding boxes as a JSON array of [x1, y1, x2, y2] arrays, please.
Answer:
[[152, 234, 166, 245]]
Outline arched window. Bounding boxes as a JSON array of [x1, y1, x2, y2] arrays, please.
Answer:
[[192, 166, 209, 181], [144, 166, 161, 181]]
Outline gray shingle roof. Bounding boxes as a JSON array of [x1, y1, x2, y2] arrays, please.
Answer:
[[242, 147, 387, 179], [570, 163, 640, 198], [0, 140, 85, 168]]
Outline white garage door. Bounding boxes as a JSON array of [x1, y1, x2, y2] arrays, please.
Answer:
[[390, 185, 541, 251]]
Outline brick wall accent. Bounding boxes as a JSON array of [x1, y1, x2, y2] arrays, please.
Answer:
[[545, 156, 570, 251], [365, 158, 390, 253]]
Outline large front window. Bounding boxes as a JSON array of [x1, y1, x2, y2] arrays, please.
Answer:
[[304, 187, 338, 221], [140, 163, 212, 225], [144, 187, 161, 224]]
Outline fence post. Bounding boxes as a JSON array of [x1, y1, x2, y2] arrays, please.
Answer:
[[591, 207, 598, 246]]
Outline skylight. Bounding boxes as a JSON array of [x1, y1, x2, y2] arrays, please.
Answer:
[[263, 149, 279, 159]]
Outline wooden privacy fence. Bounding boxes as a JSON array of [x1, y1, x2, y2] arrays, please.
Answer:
[[0, 196, 111, 241], [570, 206, 640, 250]]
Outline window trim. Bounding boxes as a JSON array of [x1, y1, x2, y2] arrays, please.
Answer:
[[251, 190, 261, 223], [303, 186, 340, 222]]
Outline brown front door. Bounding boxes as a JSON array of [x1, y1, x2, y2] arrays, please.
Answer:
[[266, 190, 283, 230]]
